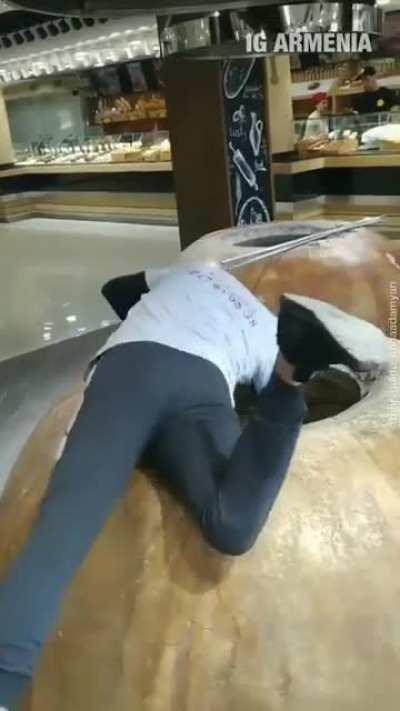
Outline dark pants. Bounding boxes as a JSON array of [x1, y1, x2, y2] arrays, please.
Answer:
[[0, 342, 306, 709]]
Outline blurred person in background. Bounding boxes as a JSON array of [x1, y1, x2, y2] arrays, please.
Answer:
[[353, 66, 395, 115], [303, 92, 330, 139]]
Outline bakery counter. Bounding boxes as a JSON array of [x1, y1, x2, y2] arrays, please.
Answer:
[[0, 161, 173, 178], [273, 150, 400, 223], [0, 161, 177, 225], [273, 151, 400, 175], [273, 156, 325, 175]]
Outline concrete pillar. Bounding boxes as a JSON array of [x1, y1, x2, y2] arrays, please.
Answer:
[[266, 55, 295, 155], [164, 57, 275, 250], [0, 91, 15, 166], [164, 57, 232, 251]]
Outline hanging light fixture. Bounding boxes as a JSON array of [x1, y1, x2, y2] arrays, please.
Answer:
[[0, 14, 159, 84], [9, 0, 380, 18]]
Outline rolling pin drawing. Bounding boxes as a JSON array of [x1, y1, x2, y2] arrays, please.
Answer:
[[229, 142, 258, 191]]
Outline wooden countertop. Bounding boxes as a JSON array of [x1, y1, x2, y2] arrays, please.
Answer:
[[0, 161, 173, 178], [1, 154, 399, 181], [273, 151, 400, 175]]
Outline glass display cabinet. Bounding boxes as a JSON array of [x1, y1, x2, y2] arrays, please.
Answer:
[[13, 130, 171, 166], [294, 111, 400, 155]]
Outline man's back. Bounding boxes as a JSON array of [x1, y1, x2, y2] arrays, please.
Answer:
[[97, 264, 279, 401]]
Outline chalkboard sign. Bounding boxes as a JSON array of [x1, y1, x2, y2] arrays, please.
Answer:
[[222, 58, 274, 226]]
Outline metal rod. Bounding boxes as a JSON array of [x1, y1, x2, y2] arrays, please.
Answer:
[[221, 216, 385, 271]]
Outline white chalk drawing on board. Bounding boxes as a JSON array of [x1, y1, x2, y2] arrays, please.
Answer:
[[229, 142, 258, 191], [235, 173, 242, 214], [233, 104, 247, 127], [238, 196, 270, 226], [223, 58, 256, 100], [249, 112, 263, 157], [255, 159, 266, 172]]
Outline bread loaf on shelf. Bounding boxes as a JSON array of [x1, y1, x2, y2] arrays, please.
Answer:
[[296, 135, 358, 157], [142, 145, 161, 162]]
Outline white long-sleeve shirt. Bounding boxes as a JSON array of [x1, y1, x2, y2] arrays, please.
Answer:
[[95, 263, 279, 404], [303, 110, 329, 139]]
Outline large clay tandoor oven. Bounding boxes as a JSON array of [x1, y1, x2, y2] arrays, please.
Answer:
[[1, 222, 400, 711], [183, 220, 400, 336]]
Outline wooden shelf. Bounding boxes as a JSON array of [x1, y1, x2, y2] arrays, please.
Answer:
[[273, 151, 400, 175], [330, 86, 367, 97], [293, 75, 400, 118], [1, 161, 173, 177], [292, 67, 400, 86], [95, 117, 168, 134], [99, 91, 164, 101], [292, 74, 400, 103], [293, 86, 365, 103]]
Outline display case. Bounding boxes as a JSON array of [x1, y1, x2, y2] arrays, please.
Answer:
[[13, 130, 171, 167], [294, 111, 400, 156], [6, 58, 170, 168]]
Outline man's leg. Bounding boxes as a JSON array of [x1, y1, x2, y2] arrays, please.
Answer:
[[0, 344, 162, 709], [150, 368, 306, 557], [150, 291, 388, 558]]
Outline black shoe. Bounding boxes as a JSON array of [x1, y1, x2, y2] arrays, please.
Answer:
[[278, 293, 389, 383]]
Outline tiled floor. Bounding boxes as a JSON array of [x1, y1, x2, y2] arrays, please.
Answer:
[[0, 217, 180, 492], [0, 218, 180, 362]]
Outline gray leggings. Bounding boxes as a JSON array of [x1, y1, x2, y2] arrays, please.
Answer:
[[0, 342, 306, 709]]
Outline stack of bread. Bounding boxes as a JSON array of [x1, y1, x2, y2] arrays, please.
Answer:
[[111, 140, 144, 163], [142, 138, 171, 162], [96, 94, 167, 125], [296, 130, 358, 157]]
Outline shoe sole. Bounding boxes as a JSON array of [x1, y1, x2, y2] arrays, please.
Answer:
[[282, 293, 389, 372]]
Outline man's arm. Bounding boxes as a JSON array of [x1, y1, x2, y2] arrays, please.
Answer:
[[101, 272, 149, 320], [101, 267, 170, 320]]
